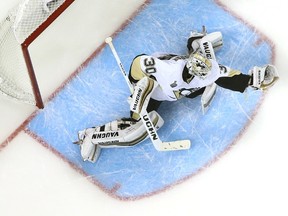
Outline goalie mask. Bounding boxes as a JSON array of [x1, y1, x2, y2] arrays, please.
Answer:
[[186, 53, 212, 79]]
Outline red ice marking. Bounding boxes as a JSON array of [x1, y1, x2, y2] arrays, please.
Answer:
[[24, 128, 126, 199], [1, 0, 275, 201], [0, 0, 151, 201], [0, 0, 151, 150], [215, 0, 275, 63]]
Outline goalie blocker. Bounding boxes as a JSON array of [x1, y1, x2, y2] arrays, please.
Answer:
[[74, 110, 164, 163]]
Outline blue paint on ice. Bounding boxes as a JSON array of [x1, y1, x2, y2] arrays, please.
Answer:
[[27, 0, 272, 199]]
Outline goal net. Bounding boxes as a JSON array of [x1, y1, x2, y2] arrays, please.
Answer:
[[0, 0, 74, 108]]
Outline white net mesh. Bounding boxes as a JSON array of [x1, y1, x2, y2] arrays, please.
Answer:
[[0, 0, 66, 105]]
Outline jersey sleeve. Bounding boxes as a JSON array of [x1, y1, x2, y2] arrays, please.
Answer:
[[216, 73, 251, 92]]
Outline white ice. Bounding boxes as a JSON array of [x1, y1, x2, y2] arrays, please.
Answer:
[[0, 0, 287, 215]]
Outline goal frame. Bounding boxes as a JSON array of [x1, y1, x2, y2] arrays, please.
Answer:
[[20, 0, 75, 108]]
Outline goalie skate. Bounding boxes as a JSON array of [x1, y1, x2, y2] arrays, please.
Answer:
[[73, 132, 101, 163]]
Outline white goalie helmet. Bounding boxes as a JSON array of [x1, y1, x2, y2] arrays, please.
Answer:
[[186, 53, 212, 79]]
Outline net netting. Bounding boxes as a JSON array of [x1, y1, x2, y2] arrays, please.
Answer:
[[0, 0, 66, 105]]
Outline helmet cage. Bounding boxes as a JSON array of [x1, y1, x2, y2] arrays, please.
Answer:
[[186, 53, 212, 79]]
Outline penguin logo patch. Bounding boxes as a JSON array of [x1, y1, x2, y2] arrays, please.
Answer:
[[170, 81, 177, 88]]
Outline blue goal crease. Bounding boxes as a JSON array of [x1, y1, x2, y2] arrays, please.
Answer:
[[27, 0, 273, 199]]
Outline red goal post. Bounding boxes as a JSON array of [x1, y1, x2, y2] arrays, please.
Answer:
[[0, 0, 74, 108]]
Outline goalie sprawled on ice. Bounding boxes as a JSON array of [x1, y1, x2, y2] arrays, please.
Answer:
[[74, 27, 279, 163]]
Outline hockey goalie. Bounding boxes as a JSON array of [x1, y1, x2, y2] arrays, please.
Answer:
[[74, 27, 279, 163]]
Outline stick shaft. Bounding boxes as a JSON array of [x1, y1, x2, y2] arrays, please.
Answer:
[[105, 37, 133, 93]]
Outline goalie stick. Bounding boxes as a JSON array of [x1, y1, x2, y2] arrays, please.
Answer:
[[105, 36, 191, 151]]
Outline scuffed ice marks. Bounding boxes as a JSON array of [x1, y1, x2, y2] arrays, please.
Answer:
[[27, 0, 272, 199]]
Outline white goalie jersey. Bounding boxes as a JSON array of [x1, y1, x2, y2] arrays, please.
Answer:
[[130, 53, 228, 101]]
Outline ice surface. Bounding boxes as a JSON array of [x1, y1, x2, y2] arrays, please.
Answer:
[[27, 0, 272, 199], [1, 0, 288, 215]]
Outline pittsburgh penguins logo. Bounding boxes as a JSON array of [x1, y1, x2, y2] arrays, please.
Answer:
[[170, 81, 177, 88], [173, 87, 201, 99]]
